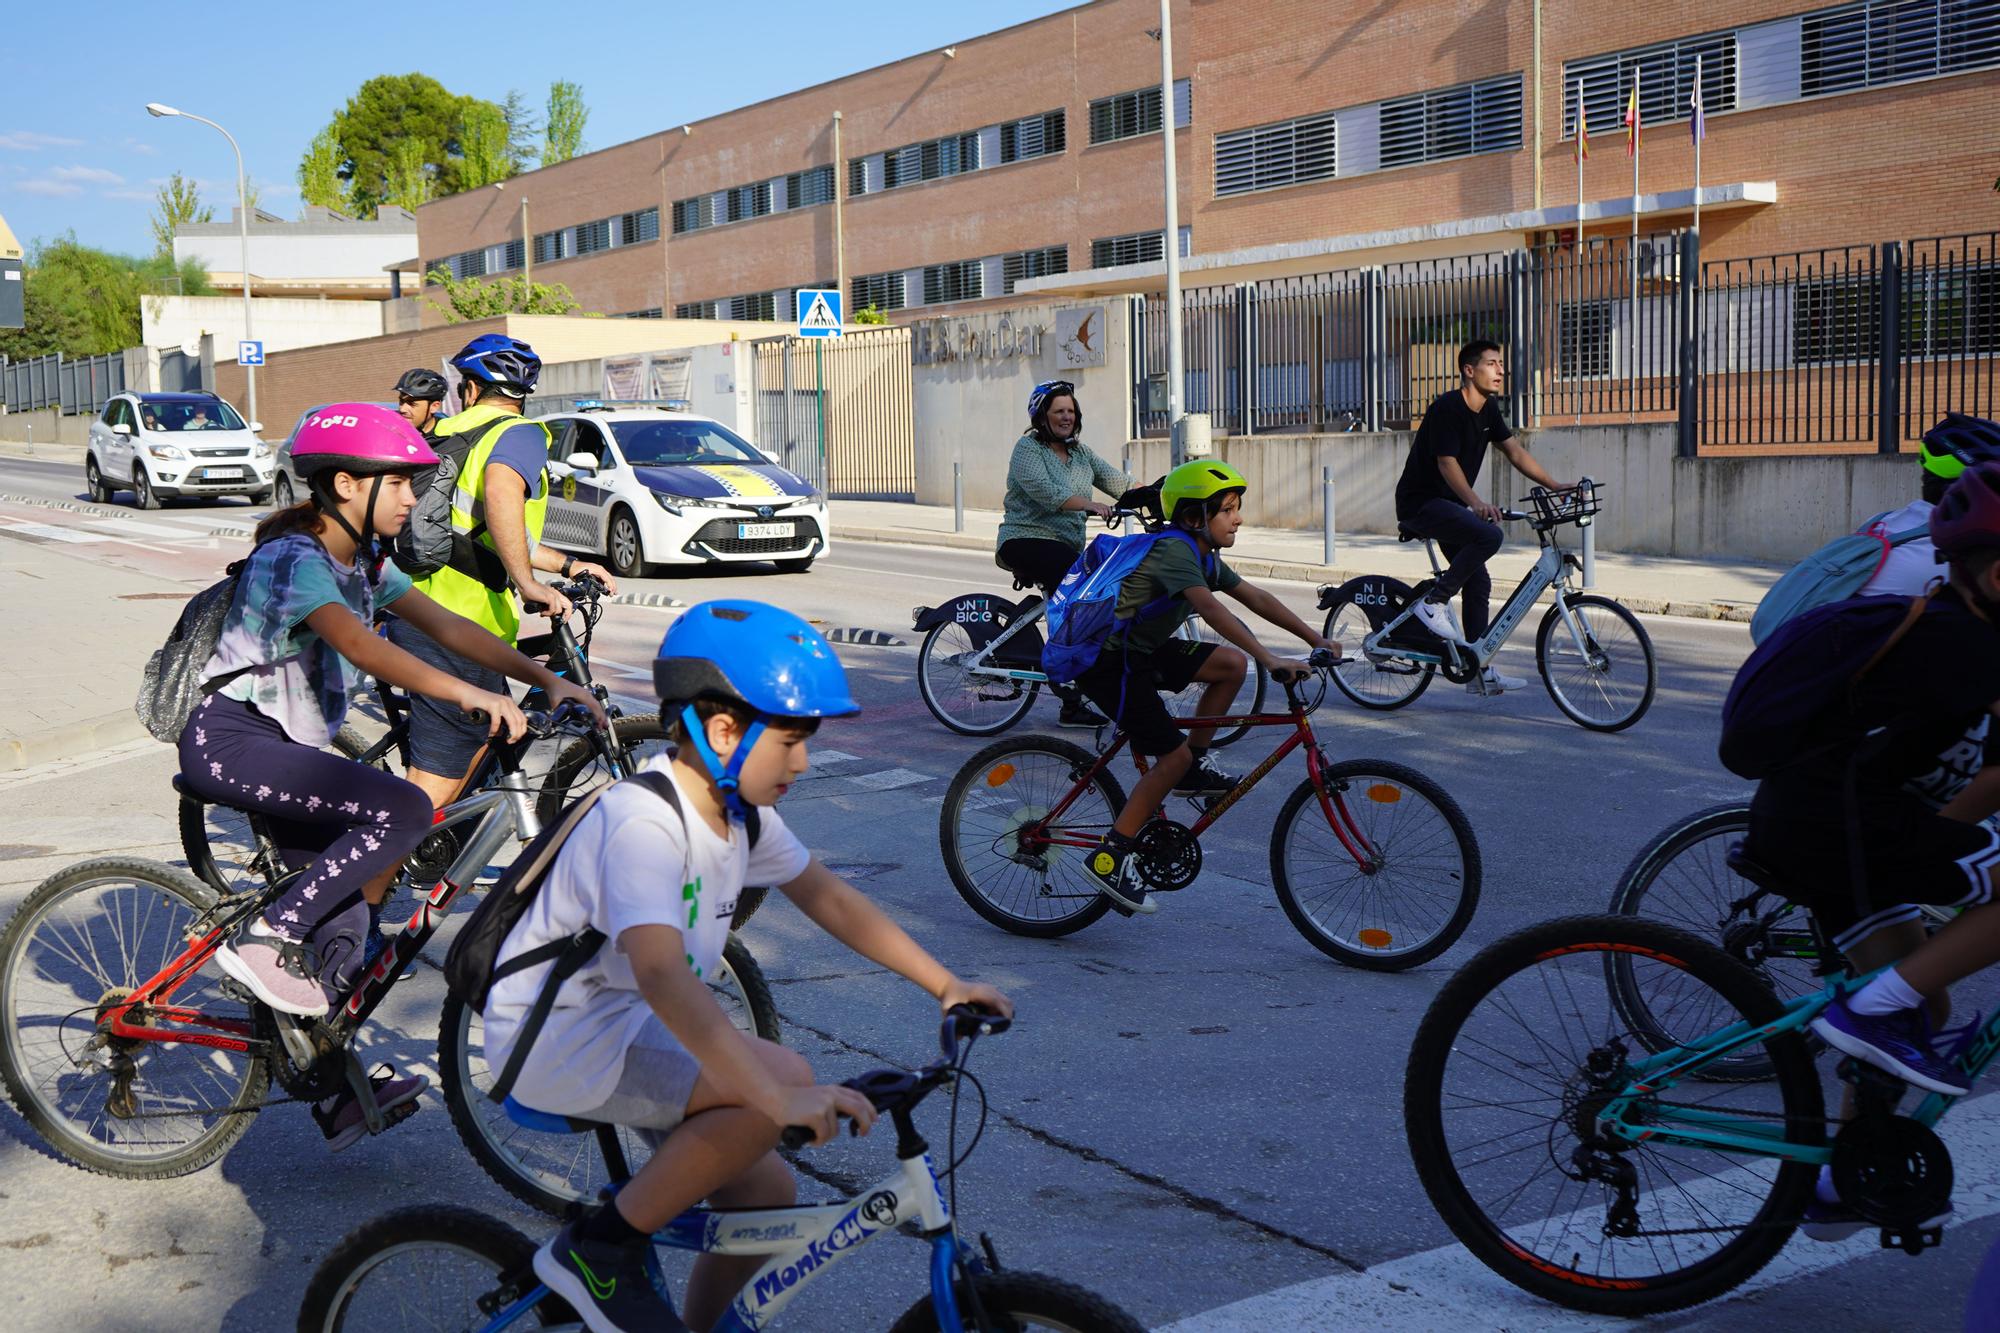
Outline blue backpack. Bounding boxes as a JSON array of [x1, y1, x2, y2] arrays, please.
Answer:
[[1748, 511, 1933, 644], [1041, 528, 1212, 685], [1718, 594, 1930, 779]]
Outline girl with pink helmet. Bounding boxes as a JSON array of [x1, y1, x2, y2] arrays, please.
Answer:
[[177, 403, 603, 1152]]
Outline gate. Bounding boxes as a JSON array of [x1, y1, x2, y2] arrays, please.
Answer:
[[749, 328, 915, 499], [158, 348, 206, 393]]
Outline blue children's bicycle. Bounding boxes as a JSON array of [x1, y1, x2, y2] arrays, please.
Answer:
[[298, 1007, 1144, 1332]]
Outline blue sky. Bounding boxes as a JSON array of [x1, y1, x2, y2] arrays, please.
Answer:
[[2, 0, 1079, 258]]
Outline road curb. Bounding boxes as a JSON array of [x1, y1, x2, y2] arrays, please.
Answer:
[[829, 522, 1756, 625], [1, 710, 156, 772], [0, 491, 256, 540]]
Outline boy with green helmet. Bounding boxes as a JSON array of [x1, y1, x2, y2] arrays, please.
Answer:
[[1075, 459, 1341, 915]]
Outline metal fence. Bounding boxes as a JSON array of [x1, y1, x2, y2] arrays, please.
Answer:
[[1131, 228, 2000, 454], [748, 328, 916, 499], [2, 352, 127, 414]]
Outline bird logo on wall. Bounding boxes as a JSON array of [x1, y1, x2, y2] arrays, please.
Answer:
[[1055, 305, 1106, 369]]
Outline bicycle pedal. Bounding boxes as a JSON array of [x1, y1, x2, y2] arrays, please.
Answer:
[[1880, 1225, 1942, 1256], [217, 978, 256, 1005], [376, 1099, 421, 1135]]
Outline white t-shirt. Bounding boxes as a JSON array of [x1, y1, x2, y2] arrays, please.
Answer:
[[1859, 499, 1943, 598], [484, 757, 811, 1115]]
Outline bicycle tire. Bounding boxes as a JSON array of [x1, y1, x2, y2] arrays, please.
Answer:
[[0, 857, 269, 1178], [917, 621, 1041, 738], [180, 727, 377, 897], [534, 713, 672, 825], [888, 1269, 1148, 1333], [297, 1203, 577, 1332], [1321, 597, 1435, 710], [1404, 915, 1823, 1317], [1165, 619, 1267, 749], [940, 737, 1121, 938], [438, 933, 780, 1216], [1269, 762, 1480, 969], [1536, 593, 1656, 732]]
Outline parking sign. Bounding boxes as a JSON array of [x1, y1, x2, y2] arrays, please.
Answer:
[[236, 340, 265, 366]]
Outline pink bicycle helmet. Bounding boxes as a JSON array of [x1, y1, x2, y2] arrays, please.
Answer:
[[291, 403, 438, 479], [1930, 460, 2000, 557]]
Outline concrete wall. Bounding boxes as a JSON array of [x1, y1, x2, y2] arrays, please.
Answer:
[[174, 207, 416, 284], [0, 407, 90, 447], [913, 299, 1133, 506], [141, 295, 385, 356]]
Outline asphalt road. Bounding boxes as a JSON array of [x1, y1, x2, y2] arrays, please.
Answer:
[[1, 454, 1996, 1330]]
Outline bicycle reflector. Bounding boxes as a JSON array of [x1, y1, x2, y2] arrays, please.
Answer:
[[1359, 929, 1394, 948], [1367, 784, 1403, 803], [986, 763, 1017, 787]]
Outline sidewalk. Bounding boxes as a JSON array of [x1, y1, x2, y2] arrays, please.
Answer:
[[0, 533, 184, 770], [826, 500, 1783, 622]]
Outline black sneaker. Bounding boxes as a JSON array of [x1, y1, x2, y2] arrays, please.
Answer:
[[1083, 837, 1156, 915], [532, 1219, 685, 1333], [1057, 698, 1109, 729], [1174, 756, 1239, 796]]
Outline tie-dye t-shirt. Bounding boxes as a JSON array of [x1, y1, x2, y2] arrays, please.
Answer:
[[201, 534, 414, 746]]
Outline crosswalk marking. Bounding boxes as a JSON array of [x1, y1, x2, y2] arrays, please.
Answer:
[[0, 520, 107, 543], [844, 766, 931, 792], [86, 517, 210, 539]]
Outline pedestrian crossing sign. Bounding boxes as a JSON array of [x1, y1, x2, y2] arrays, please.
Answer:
[[797, 289, 843, 338]]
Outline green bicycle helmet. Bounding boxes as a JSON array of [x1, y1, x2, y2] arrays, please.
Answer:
[[1920, 413, 2000, 481], [1161, 460, 1248, 526]]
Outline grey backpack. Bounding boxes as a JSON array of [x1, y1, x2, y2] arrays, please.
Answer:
[[388, 428, 510, 589], [133, 560, 254, 743]]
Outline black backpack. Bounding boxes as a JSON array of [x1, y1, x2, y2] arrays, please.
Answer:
[[1717, 593, 1930, 779], [443, 769, 760, 1103]]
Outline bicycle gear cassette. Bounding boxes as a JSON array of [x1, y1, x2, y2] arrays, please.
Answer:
[[1830, 1113, 1954, 1230], [1134, 818, 1202, 891]]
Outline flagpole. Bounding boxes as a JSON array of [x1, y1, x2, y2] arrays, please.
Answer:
[[1692, 54, 1704, 233], [1576, 76, 1586, 427], [1629, 69, 1640, 425]]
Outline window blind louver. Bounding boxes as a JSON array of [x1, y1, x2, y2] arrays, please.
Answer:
[[1563, 32, 1739, 136]]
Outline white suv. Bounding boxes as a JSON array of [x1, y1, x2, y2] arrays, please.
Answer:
[[86, 392, 276, 509]]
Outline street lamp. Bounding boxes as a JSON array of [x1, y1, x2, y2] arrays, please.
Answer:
[[146, 102, 256, 431], [1151, 4, 1192, 466]]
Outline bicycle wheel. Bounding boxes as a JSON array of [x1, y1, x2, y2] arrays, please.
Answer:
[[940, 737, 1121, 937], [917, 620, 1040, 737], [439, 933, 779, 1216], [1608, 803, 1828, 1082], [1164, 619, 1268, 749], [0, 858, 269, 1177], [1320, 596, 1435, 710], [534, 713, 672, 825], [888, 1270, 1148, 1333], [180, 727, 380, 896], [1536, 594, 1657, 732], [298, 1203, 577, 1332], [1269, 762, 1479, 969], [1405, 915, 1824, 1317]]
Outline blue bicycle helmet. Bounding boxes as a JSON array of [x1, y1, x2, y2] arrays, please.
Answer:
[[1027, 379, 1080, 440], [450, 333, 542, 395], [654, 601, 859, 817]]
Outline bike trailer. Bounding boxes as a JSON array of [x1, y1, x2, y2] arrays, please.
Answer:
[[445, 769, 760, 1101], [1041, 528, 1210, 685], [1747, 512, 1932, 644]]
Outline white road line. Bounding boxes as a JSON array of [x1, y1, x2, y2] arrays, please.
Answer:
[[86, 517, 207, 539], [844, 767, 932, 792], [0, 520, 107, 543], [1163, 1090, 2000, 1331], [810, 749, 865, 769]]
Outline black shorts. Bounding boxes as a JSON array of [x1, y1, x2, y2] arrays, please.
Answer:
[[384, 617, 508, 779], [1074, 641, 1216, 757], [1746, 797, 2000, 953]]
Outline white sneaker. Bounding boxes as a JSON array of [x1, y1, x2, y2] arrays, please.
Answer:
[[1469, 667, 1526, 694], [1410, 598, 1467, 644]]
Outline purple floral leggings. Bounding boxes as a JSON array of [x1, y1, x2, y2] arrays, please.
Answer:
[[178, 694, 432, 991]]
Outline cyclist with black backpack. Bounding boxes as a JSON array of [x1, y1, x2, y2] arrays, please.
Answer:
[[1734, 463, 2000, 1234]]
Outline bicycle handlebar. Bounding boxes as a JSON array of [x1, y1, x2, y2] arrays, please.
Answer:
[[777, 1005, 1010, 1151], [458, 699, 600, 740]]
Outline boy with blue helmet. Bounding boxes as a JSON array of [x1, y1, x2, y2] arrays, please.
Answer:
[[490, 601, 1012, 1333]]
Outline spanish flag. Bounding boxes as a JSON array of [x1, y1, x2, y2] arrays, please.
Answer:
[[1625, 75, 1641, 158], [1577, 87, 1589, 161]]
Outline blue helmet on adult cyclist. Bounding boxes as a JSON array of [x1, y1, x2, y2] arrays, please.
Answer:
[[1027, 379, 1081, 441], [654, 601, 859, 816], [450, 333, 542, 396]]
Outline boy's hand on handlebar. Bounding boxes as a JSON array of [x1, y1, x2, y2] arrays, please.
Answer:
[[1311, 635, 1343, 663], [778, 1084, 877, 1148], [461, 688, 528, 740], [545, 679, 606, 728], [938, 975, 1014, 1021], [1471, 499, 1503, 523], [1264, 655, 1315, 683]]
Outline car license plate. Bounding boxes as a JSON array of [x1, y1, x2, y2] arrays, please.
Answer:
[[197, 467, 245, 481], [737, 522, 791, 539]]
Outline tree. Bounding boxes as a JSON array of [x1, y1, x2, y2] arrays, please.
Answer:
[[853, 304, 890, 325], [0, 235, 212, 360], [383, 138, 435, 210], [149, 173, 212, 259], [542, 80, 588, 167], [502, 89, 540, 174], [458, 101, 515, 190], [420, 266, 592, 322], [297, 125, 349, 213], [331, 73, 488, 215]]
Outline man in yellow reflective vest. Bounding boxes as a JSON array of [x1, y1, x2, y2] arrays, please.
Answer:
[[384, 334, 617, 811]]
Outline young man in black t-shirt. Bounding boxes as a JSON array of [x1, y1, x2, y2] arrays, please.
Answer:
[[1394, 340, 1569, 693]]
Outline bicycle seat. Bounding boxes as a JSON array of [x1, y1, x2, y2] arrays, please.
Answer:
[[502, 1095, 609, 1136], [993, 552, 1034, 592], [1397, 525, 1425, 543], [1724, 842, 1791, 893]]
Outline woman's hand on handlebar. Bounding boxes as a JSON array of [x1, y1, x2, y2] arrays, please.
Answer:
[[777, 1083, 877, 1149], [545, 678, 607, 729], [458, 687, 529, 741]]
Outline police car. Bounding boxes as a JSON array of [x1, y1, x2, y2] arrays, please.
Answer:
[[540, 404, 828, 577]]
